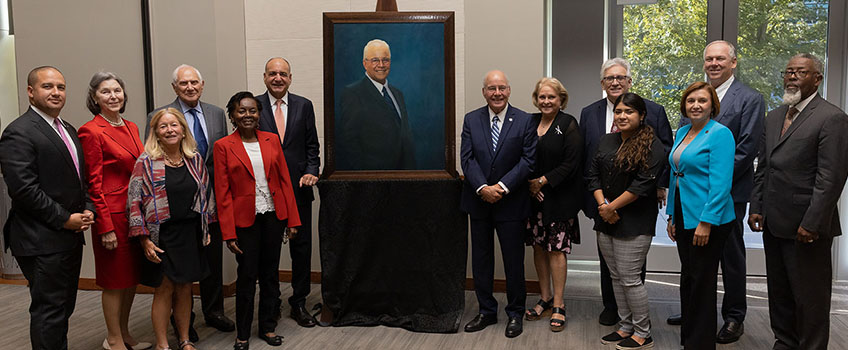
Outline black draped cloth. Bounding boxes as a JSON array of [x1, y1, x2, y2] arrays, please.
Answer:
[[317, 178, 467, 333]]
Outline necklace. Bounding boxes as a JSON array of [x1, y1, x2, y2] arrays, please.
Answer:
[[102, 114, 125, 127], [164, 153, 184, 167]]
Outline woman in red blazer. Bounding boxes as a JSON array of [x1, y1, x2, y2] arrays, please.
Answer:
[[214, 91, 301, 350], [78, 72, 150, 350]]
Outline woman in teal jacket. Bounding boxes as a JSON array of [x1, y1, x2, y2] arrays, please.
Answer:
[[666, 81, 736, 349]]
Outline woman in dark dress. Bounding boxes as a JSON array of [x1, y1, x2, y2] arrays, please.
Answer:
[[587, 92, 665, 349], [128, 108, 216, 350], [523, 77, 584, 332]]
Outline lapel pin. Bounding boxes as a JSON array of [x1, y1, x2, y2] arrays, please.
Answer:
[[508, 118, 513, 122]]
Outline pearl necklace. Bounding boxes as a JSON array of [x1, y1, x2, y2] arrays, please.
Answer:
[[164, 153, 184, 167], [102, 115, 125, 127]]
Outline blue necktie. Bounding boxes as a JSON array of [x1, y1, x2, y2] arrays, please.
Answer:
[[187, 109, 208, 158], [382, 86, 400, 120], [491, 116, 500, 152]]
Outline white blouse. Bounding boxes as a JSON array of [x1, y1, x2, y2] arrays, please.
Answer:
[[242, 141, 275, 214]]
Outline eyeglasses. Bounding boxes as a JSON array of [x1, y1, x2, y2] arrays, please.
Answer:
[[602, 75, 630, 83], [781, 70, 815, 79], [485, 85, 510, 92], [367, 58, 391, 65]]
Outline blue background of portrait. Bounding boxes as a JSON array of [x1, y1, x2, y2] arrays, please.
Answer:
[[334, 22, 446, 170]]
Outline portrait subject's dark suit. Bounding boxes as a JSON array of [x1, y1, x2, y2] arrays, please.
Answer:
[[750, 94, 848, 350], [257, 91, 320, 308], [460, 104, 536, 318], [336, 77, 415, 170], [146, 98, 229, 321], [679, 78, 765, 324], [578, 97, 672, 313], [0, 107, 95, 350]]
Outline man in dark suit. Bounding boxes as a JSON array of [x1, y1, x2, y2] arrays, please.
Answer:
[[667, 40, 765, 343], [0, 66, 96, 350], [749, 54, 848, 350], [461, 70, 536, 338], [256, 57, 320, 327], [336, 39, 415, 170], [145, 64, 233, 338], [578, 57, 673, 325]]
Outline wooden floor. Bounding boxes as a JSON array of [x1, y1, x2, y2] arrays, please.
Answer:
[[2, 270, 848, 349]]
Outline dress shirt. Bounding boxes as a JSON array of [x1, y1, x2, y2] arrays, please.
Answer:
[[270, 92, 289, 128], [32, 105, 79, 167], [474, 105, 511, 195], [714, 75, 735, 102], [178, 98, 208, 141], [791, 92, 816, 117], [366, 74, 402, 119], [605, 99, 615, 134]]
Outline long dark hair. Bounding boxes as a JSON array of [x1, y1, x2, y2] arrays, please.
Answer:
[[613, 92, 655, 171]]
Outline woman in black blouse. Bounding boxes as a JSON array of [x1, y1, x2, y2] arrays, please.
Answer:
[[587, 92, 664, 349], [523, 77, 583, 332]]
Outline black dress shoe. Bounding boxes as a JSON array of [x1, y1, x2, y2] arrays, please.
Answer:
[[666, 313, 682, 326], [464, 313, 497, 332], [171, 313, 199, 343], [290, 305, 317, 327], [505, 317, 523, 338], [205, 313, 235, 332], [716, 321, 744, 344], [233, 341, 249, 350], [599, 308, 620, 326], [258, 333, 283, 346]]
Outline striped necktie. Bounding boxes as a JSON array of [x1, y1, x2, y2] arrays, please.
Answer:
[[491, 116, 500, 152]]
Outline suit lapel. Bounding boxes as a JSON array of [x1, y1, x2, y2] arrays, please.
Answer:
[[478, 108, 495, 158], [714, 81, 740, 124], [258, 93, 277, 134], [282, 96, 298, 148], [30, 110, 78, 177], [494, 106, 516, 156], [97, 116, 140, 158], [227, 134, 255, 179], [595, 101, 606, 136], [258, 133, 276, 180]]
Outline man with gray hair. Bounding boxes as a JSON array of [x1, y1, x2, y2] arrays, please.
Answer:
[[578, 57, 673, 326], [667, 39, 765, 344], [146, 64, 232, 340], [336, 39, 415, 170], [749, 53, 848, 350]]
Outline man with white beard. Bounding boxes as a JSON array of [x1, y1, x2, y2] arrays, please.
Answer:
[[748, 53, 848, 350]]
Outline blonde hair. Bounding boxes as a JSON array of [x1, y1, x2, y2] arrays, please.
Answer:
[[531, 77, 569, 110], [145, 108, 198, 159]]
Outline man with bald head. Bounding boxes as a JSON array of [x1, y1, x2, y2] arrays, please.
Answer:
[[146, 64, 232, 339], [0, 66, 95, 349], [256, 57, 320, 327], [460, 70, 536, 338], [336, 39, 415, 170]]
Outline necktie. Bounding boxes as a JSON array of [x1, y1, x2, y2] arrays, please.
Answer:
[[781, 107, 799, 136], [610, 122, 620, 133], [491, 116, 500, 152], [274, 99, 286, 144], [187, 109, 208, 158], [54, 118, 80, 177], [382, 86, 401, 120]]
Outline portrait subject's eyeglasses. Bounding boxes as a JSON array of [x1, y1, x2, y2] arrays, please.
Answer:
[[485, 85, 510, 92], [367, 57, 391, 65], [780, 70, 814, 79], [602, 75, 630, 83]]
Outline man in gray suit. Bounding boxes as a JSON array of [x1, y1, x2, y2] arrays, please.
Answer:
[[749, 53, 848, 350], [145, 64, 232, 340], [668, 40, 765, 344]]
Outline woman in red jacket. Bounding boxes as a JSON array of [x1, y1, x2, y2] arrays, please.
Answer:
[[214, 91, 301, 350], [78, 72, 150, 350]]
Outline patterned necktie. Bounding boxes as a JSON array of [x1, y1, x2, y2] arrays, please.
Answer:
[[781, 107, 799, 136], [382, 86, 400, 120], [54, 118, 80, 177], [187, 109, 208, 158], [491, 116, 500, 152], [274, 99, 286, 144]]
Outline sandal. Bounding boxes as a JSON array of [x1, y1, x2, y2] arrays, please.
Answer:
[[550, 307, 566, 332], [178, 340, 197, 350], [524, 298, 553, 321]]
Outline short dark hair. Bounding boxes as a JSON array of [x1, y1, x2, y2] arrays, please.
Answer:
[[225, 91, 263, 129], [680, 81, 721, 119], [86, 72, 128, 115], [27, 66, 62, 87]]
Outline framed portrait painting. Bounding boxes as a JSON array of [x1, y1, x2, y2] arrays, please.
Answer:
[[322, 12, 456, 179]]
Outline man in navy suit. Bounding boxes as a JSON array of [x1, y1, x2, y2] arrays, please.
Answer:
[[336, 39, 415, 170], [667, 40, 765, 344], [461, 70, 536, 338], [579, 58, 673, 326], [256, 57, 321, 327]]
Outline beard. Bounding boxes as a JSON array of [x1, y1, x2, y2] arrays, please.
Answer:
[[782, 89, 802, 105]]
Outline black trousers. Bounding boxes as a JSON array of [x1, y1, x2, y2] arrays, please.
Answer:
[[470, 218, 526, 318], [599, 244, 646, 312], [286, 201, 312, 308], [189, 222, 225, 327], [763, 227, 832, 350], [235, 212, 285, 340], [719, 202, 748, 323], [674, 192, 731, 350], [16, 244, 83, 350]]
